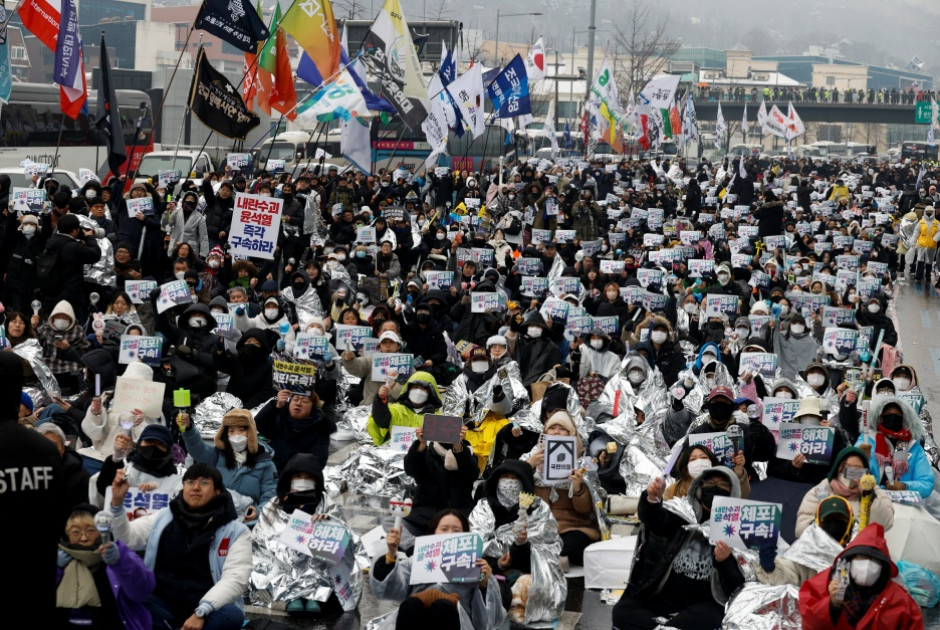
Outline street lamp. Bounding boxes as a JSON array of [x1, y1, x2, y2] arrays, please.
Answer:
[[494, 10, 542, 67]]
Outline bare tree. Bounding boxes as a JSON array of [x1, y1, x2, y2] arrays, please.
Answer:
[[333, 0, 363, 20], [611, 0, 681, 100]]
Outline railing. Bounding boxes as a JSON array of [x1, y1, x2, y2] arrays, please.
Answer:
[[694, 87, 934, 105]]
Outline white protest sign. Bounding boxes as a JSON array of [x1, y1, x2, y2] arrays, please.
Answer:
[[371, 353, 414, 382], [227, 153, 252, 170], [760, 397, 801, 431], [127, 196, 154, 217], [125, 280, 158, 305], [118, 335, 163, 366], [10, 187, 45, 213], [389, 426, 418, 453], [710, 497, 783, 551], [704, 294, 738, 318], [542, 435, 577, 485], [410, 533, 483, 585], [230, 192, 283, 260], [111, 376, 167, 418]]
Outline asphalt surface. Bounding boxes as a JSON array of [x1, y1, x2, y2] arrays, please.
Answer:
[[247, 274, 940, 629]]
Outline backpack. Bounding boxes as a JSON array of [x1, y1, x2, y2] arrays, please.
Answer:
[[36, 248, 63, 296]]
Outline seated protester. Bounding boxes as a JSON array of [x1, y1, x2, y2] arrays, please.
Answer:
[[344, 330, 406, 406], [855, 395, 934, 498], [451, 278, 502, 348], [491, 383, 571, 471], [447, 345, 513, 458], [612, 467, 745, 630], [796, 447, 894, 538], [392, 421, 477, 554], [469, 460, 567, 624], [34, 346, 114, 442], [36, 300, 90, 395], [632, 316, 685, 386], [756, 496, 853, 586], [154, 303, 221, 400], [233, 296, 296, 354], [401, 300, 452, 387], [523, 411, 600, 566], [213, 328, 277, 409], [250, 453, 362, 614], [56, 503, 155, 629], [684, 386, 776, 480], [772, 313, 819, 381], [371, 509, 504, 630], [487, 334, 513, 369], [768, 397, 849, 486], [37, 422, 91, 510], [108, 463, 252, 630], [799, 523, 923, 630], [509, 311, 563, 387], [94, 424, 183, 508], [567, 327, 622, 384], [297, 318, 343, 410], [179, 409, 277, 526], [886, 363, 938, 463], [665, 443, 750, 501], [254, 389, 335, 474], [78, 361, 158, 474], [367, 371, 443, 446]]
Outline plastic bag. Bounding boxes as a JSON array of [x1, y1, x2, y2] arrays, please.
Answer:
[[896, 559, 940, 607]]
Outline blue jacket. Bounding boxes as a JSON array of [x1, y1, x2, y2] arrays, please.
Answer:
[[56, 540, 155, 630], [182, 428, 278, 510]]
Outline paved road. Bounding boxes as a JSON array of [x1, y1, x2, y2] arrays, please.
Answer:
[[247, 277, 940, 629]]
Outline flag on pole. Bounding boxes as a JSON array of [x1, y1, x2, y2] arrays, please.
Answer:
[[682, 93, 698, 143], [279, 0, 340, 78], [18, 0, 59, 50], [929, 96, 939, 148], [188, 46, 260, 139], [0, 34, 12, 105], [243, 0, 265, 112], [446, 63, 485, 138], [258, 5, 296, 120], [486, 54, 530, 118], [757, 99, 768, 130], [739, 155, 747, 179], [714, 102, 726, 151], [764, 104, 788, 138], [563, 120, 573, 148], [543, 100, 559, 156], [439, 40, 456, 86], [784, 101, 804, 141], [53, 0, 86, 119], [342, 117, 372, 174], [95, 35, 125, 177], [297, 69, 369, 121], [360, 0, 429, 129], [589, 53, 624, 152], [741, 102, 749, 139], [194, 0, 269, 53], [524, 37, 546, 81], [668, 104, 682, 139]]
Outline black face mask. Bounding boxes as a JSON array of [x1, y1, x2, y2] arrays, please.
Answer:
[[240, 344, 264, 361], [293, 283, 305, 293], [708, 401, 734, 424], [282, 489, 321, 513], [881, 413, 904, 432], [138, 445, 172, 468], [699, 485, 731, 510], [821, 517, 849, 544], [416, 312, 431, 324]]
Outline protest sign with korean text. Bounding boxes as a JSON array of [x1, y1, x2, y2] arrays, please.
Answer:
[[542, 435, 577, 485], [371, 353, 414, 382], [410, 533, 483, 585], [710, 497, 783, 551], [272, 361, 316, 394], [126, 196, 155, 217], [761, 397, 801, 431], [230, 192, 283, 260], [776, 422, 835, 465], [118, 336, 163, 366], [704, 294, 739, 318], [294, 333, 331, 361], [738, 352, 778, 378], [334, 325, 374, 351], [689, 432, 735, 466], [125, 280, 158, 305]]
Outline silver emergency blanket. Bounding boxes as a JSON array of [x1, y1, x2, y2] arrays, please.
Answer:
[[468, 496, 566, 624], [595, 362, 669, 418], [721, 583, 801, 630], [699, 362, 736, 394], [904, 385, 939, 467], [14, 338, 60, 404], [193, 392, 244, 440], [76, 214, 116, 288], [282, 286, 326, 330], [322, 444, 414, 503], [249, 500, 363, 611], [778, 523, 842, 574], [442, 360, 528, 427], [614, 407, 672, 497], [546, 253, 566, 280], [511, 381, 590, 437], [899, 215, 918, 250], [341, 404, 375, 445], [303, 194, 328, 248]]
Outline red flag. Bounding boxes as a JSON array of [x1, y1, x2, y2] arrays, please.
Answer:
[[669, 106, 682, 137], [18, 0, 59, 50], [638, 114, 650, 151], [244, 52, 258, 110], [267, 26, 296, 121]]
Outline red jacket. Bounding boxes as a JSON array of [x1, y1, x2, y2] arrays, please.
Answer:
[[799, 524, 923, 630]]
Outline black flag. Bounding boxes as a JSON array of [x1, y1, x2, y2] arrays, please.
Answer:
[[95, 35, 126, 177], [194, 0, 269, 53], [188, 46, 260, 140]]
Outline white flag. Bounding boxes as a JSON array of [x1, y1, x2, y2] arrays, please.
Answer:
[[739, 155, 747, 179], [715, 102, 726, 151], [930, 97, 939, 147], [341, 117, 372, 174], [543, 100, 559, 155], [764, 104, 788, 138], [757, 99, 768, 129], [741, 102, 749, 138], [446, 63, 486, 138], [785, 101, 805, 141], [637, 74, 681, 110], [525, 37, 546, 82], [517, 113, 533, 129], [683, 93, 698, 142]]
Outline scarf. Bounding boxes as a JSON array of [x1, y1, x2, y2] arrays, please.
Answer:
[[432, 441, 459, 471], [842, 581, 881, 627], [173, 494, 223, 531], [828, 477, 861, 501], [875, 427, 913, 476], [56, 544, 103, 609]]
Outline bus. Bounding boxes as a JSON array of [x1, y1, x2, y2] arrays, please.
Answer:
[[0, 82, 152, 178], [251, 130, 346, 175], [901, 141, 938, 161]]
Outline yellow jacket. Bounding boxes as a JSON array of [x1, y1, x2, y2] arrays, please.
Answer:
[[917, 218, 939, 249]]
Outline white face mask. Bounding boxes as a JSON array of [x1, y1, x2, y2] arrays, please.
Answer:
[[189, 317, 207, 328], [85, 189, 97, 200], [290, 478, 316, 493], [774, 390, 794, 399], [264, 308, 280, 320], [437, 232, 446, 240], [893, 377, 911, 391], [850, 558, 882, 587], [471, 361, 489, 374], [208, 260, 220, 269], [52, 318, 70, 331], [779, 305, 790, 316], [736, 327, 750, 338], [408, 388, 429, 405], [589, 338, 604, 350], [792, 265, 802, 274], [807, 373, 826, 387], [687, 458, 712, 478], [496, 477, 523, 509], [628, 369, 645, 385], [683, 303, 698, 315], [175, 271, 186, 280], [717, 273, 730, 286], [22, 225, 36, 236], [228, 434, 248, 452], [211, 309, 225, 317], [847, 293, 858, 303], [336, 254, 346, 262], [651, 330, 668, 344], [527, 327, 543, 338], [868, 303, 881, 314], [790, 323, 806, 335]]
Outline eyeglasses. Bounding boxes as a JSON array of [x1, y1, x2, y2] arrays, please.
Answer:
[[67, 527, 98, 538], [183, 479, 213, 489]]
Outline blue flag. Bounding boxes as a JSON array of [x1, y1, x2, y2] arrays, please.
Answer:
[[439, 41, 457, 86], [563, 120, 573, 148], [486, 54, 530, 118], [298, 49, 394, 115], [0, 38, 11, 105]]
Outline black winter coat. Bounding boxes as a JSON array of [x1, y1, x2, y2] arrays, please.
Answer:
[[2, 210, 51, 293], [202, 181, 234, 241], [254, 399, 335, 473], [403, 438, 478, 533], [43, 231, 102, 305]]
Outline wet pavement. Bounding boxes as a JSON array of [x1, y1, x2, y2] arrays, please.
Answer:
[[247, 275, 940, 629]]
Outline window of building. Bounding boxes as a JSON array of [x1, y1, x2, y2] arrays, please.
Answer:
[[11, 46, 26, 60], [826, 76, 835, 86]]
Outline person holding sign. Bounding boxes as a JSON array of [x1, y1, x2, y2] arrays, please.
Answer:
[[112, 179, 164, 279], [255, 389, 335, 474], [665, 444, 750, 501], [509, 311, 563, 387], [166, 191, 209, 259], [367, 369, 443, 446], [201, 180, 235, 250], [371, 508, 504, 630], [250, 453, 362, 614], [108, 463, 252, 630], [525, 411, 600, 566], [612, 466, 745, 630], [154, 303, 221, 400], [768, 397, 847, 486], [54, 503, 155, 629], [344, 330, 405, 407], [1, 212, 49, 315], [93, 423, 182, 509], [799, 523, 923, 630]]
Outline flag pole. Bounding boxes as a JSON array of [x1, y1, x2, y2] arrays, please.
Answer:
[[383, 125, 408, 172], [0, 0, 24, 43], [146, 27, 199, 152], [51, 116, 66, 173]]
